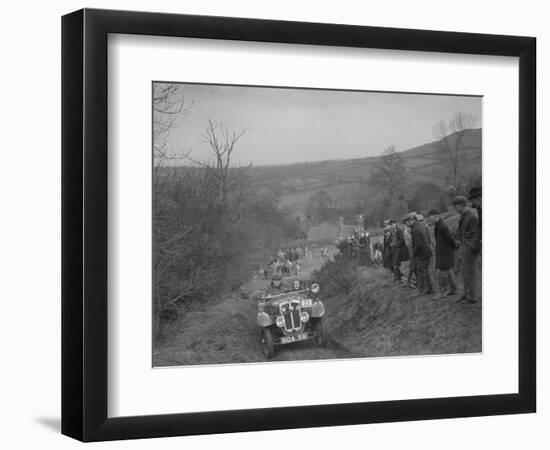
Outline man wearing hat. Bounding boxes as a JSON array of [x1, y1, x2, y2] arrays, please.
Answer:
[[263, 274, 286, 297], [453, 195, 481, 304], [403, 212, 433, 295]]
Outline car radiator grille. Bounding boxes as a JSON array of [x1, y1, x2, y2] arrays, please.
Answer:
[[281, 300, 302, 332]]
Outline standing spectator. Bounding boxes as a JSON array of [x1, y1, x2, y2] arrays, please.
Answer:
[[452, 195, 481, 303], [417, 213, 436, 294], [285, 248, 291, 261], [275, 259, 283, 276], [382, 226, 394, 278], [404, 217, 417, 289], [372, 241, 383, 265], [403, 213, 433, 295], [358, 231, 371, 265], [468, 186, 482, 245], [406, 252, 417, 289], [389, 220, 405, 281], [428, 208, 459, 298], [345, 237, 354, 258]]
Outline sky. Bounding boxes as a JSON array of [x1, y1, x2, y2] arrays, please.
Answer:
[[159, 82, 482, 167]]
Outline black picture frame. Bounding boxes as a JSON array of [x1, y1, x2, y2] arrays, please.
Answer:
[[62, 8, 536, 442]]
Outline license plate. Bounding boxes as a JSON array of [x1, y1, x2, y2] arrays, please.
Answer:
[[280, 333, 308, 344]]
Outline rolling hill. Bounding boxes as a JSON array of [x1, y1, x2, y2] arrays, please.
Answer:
[[159, 128, 481, 216], [247, 128, 481, 213]]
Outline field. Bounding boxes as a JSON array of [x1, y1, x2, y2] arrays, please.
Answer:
[[158, 128, 481, 216], [253, 128, 482, 214]]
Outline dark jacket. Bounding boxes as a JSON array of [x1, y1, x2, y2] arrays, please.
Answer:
[[382, 233, 393, 268], [457, 208, 481, 254], [390, 226, 405, 248], [400, 241, 410, 262], [474, 205, 482, 248], [390, 226, 410, 262], [434, 217, 458, 270], [410, 221, 433, 260], [475, 205, 482, 237]]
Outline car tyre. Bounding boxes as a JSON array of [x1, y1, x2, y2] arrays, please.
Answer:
[[261, 327, 274, 358], [314, 318, 328, 348]]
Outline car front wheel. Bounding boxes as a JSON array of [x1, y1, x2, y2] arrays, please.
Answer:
[[261, 327, 274, 358], [313, 318, 328, 348]]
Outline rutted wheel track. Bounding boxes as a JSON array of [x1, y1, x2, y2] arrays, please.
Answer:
[[154, 246, 481, 367], [153, 250, 360, 366]]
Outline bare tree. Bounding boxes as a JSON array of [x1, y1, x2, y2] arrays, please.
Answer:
[[203, 119, 245, 205], [183, 120, 246, 207], [153, 83, 193, 162], [369, 145, 408, 219], [152, 83, 192, 340], [433, 112, 477, 192]]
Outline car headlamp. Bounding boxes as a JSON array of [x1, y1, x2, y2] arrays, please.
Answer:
[[300, 311, 309, 323], [311, 283, 320, 294], [275, 316, 285, 327]]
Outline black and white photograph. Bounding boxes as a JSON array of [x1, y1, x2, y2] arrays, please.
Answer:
[[152, 82, 483, 366], [0, 0, 544, 446]]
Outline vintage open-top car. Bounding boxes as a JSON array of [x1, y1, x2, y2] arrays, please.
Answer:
[[256, 278, 328, 358]]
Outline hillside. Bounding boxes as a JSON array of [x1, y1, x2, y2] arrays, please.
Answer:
[[159, 128, 481, 216], [248, 128, 481, 213]]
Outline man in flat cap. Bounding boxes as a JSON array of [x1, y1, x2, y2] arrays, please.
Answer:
[[453, 195, 481, 304]]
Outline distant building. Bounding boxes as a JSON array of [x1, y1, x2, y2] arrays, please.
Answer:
[[307, 223, 339, 242], [307, 216, 362, 243]]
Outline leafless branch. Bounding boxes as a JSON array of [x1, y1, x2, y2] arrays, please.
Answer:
[[433, 112, 477, 191]]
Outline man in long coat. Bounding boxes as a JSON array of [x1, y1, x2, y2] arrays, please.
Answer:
[[453, 196, 481, 303], [358, 231, 371, 265], [428, 208, 459, 298], [389, 220, 406, 282], [403, 213, 433, 294], [382, 226, 394, 278], [468, 186, 482, 246], [417, 214, 435, 293]]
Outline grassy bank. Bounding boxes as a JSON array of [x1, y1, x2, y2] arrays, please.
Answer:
[[314, 257, 481, 357]]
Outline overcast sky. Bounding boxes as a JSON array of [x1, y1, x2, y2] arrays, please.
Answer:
[[160, 83, 481, 167]]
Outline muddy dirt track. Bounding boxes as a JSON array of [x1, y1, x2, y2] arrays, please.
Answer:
[[153, 250, 359, 366], [153, 249, 482, 367]]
